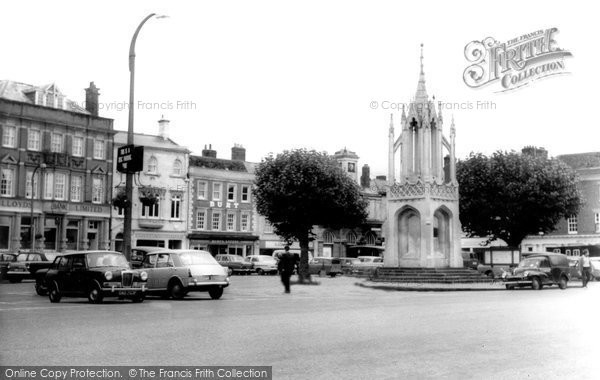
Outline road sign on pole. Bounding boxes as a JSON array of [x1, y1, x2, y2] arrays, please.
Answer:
[[117, 145, 144, 174]]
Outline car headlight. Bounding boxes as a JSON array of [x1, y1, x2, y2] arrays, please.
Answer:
[[140, 271, 148, 281], [523, 271, 529, 277], [104, 271, 113, 281]]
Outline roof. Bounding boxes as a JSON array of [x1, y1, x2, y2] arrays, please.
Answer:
[[113, 131, 189, 152], [0, 80, 90, 114], [189, 155, 249, 172], [557, 152, 600, 170]]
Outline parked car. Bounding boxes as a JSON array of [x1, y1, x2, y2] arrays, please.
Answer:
[[34, 255, 64, 295], [141, 249, 229, 299], [338, 257, 360, 275], [503, 253, 576, 290], [6, 252, 57, 283], [308, 257, 342, 277], [0, 252, 17, 280], [351, 256, 384, 275], [245, 255, 278, 275], [215, 254, 254, 275], [130, 246, 164, 269], [42, 251, 148, 303]]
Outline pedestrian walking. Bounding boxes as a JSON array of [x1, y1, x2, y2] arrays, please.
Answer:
[[579, 251, 592, 288], [278, 246, 295, 294]]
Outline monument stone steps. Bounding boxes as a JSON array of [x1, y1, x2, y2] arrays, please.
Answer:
[[371, 267, 494, 284]]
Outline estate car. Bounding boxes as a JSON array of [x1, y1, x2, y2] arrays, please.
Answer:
[[42, 251, 148, 303], [245, 255, 278, 275], [215, 254, 254, 276], [308, 257, 343, 277], [141, 249, 229, 299]]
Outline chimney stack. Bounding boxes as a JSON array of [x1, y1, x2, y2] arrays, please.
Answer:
[[202, 144, 217, 158], [231, 144, 246, 161], [158, 115, 170, 140], [360, 164, 371, 188], [84, 82, 99, 116]]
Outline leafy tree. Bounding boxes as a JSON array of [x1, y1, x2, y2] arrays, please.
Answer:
[[457, 151, 582, 248], [253, 149, 368, 281]]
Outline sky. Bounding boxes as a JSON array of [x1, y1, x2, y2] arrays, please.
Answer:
[[2, 0, 598, 176]]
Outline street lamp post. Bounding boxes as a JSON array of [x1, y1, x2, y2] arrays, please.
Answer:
[[123, 13, 167, 260], [30, 163, 46, 252]]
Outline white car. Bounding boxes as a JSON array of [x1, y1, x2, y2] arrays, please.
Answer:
[[351, 256, 384, 274], [245, 255, 278, 275]]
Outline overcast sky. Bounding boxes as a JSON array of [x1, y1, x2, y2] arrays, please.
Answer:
[[2, 0, 597, 176]]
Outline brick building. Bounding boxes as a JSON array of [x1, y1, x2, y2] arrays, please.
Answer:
[[0, 81, 114, 252]]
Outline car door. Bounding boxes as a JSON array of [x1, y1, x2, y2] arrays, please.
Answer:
[[57, 256, 74, 294], [142, 254, 159, 289], [69, 255, 87, 294], [154, 253, 175, 290]]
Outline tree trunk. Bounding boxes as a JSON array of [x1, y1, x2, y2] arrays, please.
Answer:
[[297, 234, 311, 283]]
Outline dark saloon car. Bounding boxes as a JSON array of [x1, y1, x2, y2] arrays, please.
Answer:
[[43, 251, 148, 303], [141, 249, 229, 300], [308, 257, 343, 277], [6, 252, 57, 283], [215, 254, 254, 275], [504, 253, 576, 290], [0, 253, 17, 280]]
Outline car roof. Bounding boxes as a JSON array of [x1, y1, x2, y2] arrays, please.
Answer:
[[59, 251, 123, 257]]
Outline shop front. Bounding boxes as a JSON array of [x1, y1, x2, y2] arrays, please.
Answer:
[[188, 232, 259, 257]]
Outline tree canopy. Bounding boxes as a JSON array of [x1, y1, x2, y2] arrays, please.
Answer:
[[456, 151, 582, 248], [253, 149, 368, 280]]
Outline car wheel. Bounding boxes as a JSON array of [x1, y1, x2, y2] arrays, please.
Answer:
[[169, 281, 185, 300], [228, 268, 233, 276], [256, 268, 264, 275], [48, 282, 62, 303], [35, 280, 48, 296], [208, 287, 223, 300], [505, 284, 514, 290], [88, 284, 104, 304], [485, 271, 495, 279], [558, 276, 568, 290], [329, 273, 337, 278], [131, 294, 145, 303], [531, 277, 542, 290]]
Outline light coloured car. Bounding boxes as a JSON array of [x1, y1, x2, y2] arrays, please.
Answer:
[[590, 257, 600, 280], [141, 249, 229, 299], [245, 255, 278, 275], [351, 256, 384, 275]]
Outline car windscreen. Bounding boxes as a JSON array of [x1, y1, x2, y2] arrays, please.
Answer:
[[178, 252, 219, 266], [229, 256, 245, 262], [518, 258, 544, 268], [16, 254, 30, 262], [87, 253, 130, 268]]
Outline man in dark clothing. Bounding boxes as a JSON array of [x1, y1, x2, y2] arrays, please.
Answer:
[[278, 246, 296, 293]]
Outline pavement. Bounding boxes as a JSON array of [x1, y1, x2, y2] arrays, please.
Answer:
[[357, 277, 592, 291]]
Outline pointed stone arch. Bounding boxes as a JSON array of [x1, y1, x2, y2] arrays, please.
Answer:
[[433, 205, 453, 259], [396, 206, 421, 259]]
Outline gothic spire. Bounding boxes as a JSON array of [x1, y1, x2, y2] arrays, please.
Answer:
[[415, 43, 428, 103]]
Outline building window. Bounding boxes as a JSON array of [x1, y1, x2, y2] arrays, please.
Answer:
[[93, 140, 105, 159], [43, 172, 54, 199], [264, 220, 273, 234], [170, 195, 181, 219], [227, 184, 236, 201], [365, 232, 376, 245], [346, 231, 357, 244], [92, 177, 104, 204], [1, 168, 15, 196], [141, 202, 160, 218], [51, 133, 63, 153], [227, 213, 235, 231], [45, 93, 55, 107], [323, 231, 334, 244], [595, 213, 600, 233], [241, 185, 250, 202], [70, 176, 82, 202], [2, 125, 16, 148], [212, 183, 222, 201], [241, 213, 250, 232], [212, 211, 221, 230], [348, 162, 356, 173], [573, 249, 580, 256], [54, 173, 66, 200], [567, 215, 578, 234], [196, 209, 206, 230], [72, 136, 84, 157], [148, 156, 158, 174], [197, 181, 207, 199], [173, 160, 182, 176], [28, 130, 41, 151], [26, 170, 40, 199]]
